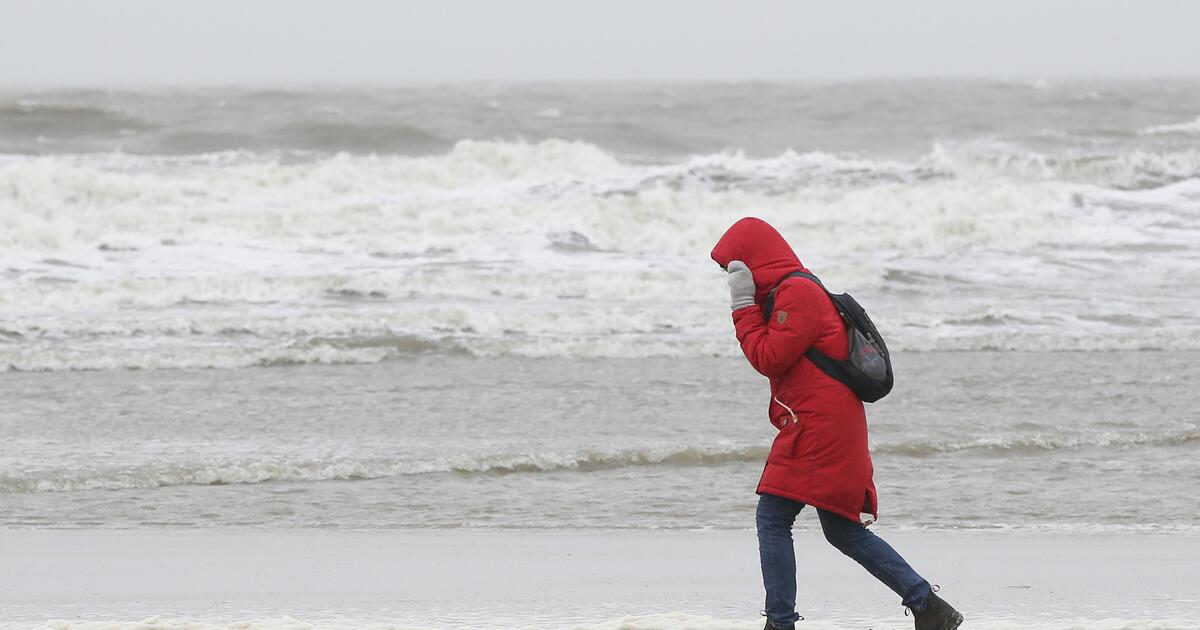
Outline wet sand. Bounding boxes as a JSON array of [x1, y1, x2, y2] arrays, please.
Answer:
[[2, 528, 1198, 628]]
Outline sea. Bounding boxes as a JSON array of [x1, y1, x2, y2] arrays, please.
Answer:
[[2, 81, 1199, 628]]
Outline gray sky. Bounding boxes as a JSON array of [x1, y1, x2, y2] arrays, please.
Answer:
[[3, 0, 1199, 85]]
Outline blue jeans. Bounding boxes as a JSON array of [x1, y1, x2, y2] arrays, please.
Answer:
[[756, 492, 931, 627]]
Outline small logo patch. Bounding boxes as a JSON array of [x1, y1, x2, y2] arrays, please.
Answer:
[[776, 310, 788, 324]]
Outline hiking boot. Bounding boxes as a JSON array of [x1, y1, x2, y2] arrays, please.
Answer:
[[912, 591, 964, 630], [763, 622, 795, 630]]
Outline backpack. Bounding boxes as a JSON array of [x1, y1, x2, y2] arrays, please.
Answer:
[[761, 271, 894, 403]]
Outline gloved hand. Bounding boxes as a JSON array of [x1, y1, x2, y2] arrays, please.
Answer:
[[726, 260, 756, 312]]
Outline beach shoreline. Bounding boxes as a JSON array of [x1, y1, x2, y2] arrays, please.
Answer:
[[2, 527, 1197, 629]]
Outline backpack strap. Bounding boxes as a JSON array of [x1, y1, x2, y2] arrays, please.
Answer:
[[761, 270, 824, 322], [760, 270, 843, 387], [759, 270, 893, 402]]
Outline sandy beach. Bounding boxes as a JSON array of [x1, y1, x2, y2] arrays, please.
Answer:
[[2, 528, 1197, 629]]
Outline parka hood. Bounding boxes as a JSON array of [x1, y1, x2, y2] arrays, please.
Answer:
[[710, 217, 807, 304]]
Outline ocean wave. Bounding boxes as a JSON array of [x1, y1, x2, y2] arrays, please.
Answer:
[[925, 141, 1200, 190], [5, 326, 1200, 372], [152, 120, 451, 155], [0, 446, 767, 493], [0, 143, 1069, 260], [875, 429, 1200, 457], [1140, 115, 1200, 135], [5, 139, 1196, 203], [5, 140, 1195, 262], [552, 148, 944, 196], [3, 140, 1195, 262], [0, 344, 391, 373], [6, 427, 1195, 493], [887, 328, 1200, 353], [2, 139, 1197, 369], [0, 99, 153, 142], [454, 328, 1200, 358]]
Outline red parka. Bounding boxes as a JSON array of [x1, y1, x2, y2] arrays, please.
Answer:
[[711, 217, 878, 523]]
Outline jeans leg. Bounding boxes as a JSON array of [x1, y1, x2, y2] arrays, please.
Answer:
[[756, 493, 805, 628], [816, 508, 932, 609]]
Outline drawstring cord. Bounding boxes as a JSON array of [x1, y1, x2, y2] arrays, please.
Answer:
[[773, 396, 798, 424]]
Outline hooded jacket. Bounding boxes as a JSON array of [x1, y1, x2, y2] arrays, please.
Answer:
[[711, 217, 878, 523]]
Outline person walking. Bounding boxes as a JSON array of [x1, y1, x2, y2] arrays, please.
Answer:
[[710, 217, 964, 630]]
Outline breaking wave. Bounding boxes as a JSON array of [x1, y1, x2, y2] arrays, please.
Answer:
[[2, 137, 1198, 370], [875, 429, 1200, 457], [0, 446, 768, 493], [0, 344, 393, 373], [1140, 115, 1200, 136], [2, 139, 1196, 261], [7, 427, 1196, 493], [5, 327, 1200, 372]]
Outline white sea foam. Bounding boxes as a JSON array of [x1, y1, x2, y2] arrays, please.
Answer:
[[4, 303, 1200, 371], [0, 143, 1069, 258], [3, 141, 1192, 266], [8, 426, 1196, 493], [875, 429, 1200, 456], [2, 141, 1197, 370], [0, 344, 391, 373], [0, 446, 768, 493], [1140, 115, 1200, 135], [8, 328, 1200, 372]]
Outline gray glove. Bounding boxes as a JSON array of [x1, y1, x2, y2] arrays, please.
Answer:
[[726, 260, 756, 312]]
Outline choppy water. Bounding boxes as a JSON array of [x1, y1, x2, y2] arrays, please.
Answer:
[[2, 81, 1199, 535], [4, 352, 1198, 531], [4, 81, 1200, 630], [2, 81, 1199, 371]]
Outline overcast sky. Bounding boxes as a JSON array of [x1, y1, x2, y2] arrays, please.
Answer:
[[3, 0, 1199, 85]]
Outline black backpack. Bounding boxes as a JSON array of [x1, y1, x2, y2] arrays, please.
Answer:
[[761, 271, 894, 403]]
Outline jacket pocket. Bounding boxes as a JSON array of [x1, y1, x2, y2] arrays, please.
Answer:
[[773, 395, 799, 426], [773, 395, 811, 460]]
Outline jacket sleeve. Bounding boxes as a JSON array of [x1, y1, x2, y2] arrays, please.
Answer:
[[732, 281, 824, 378]]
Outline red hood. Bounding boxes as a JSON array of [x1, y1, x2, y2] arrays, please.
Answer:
[[710, 217, 807, 304]]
